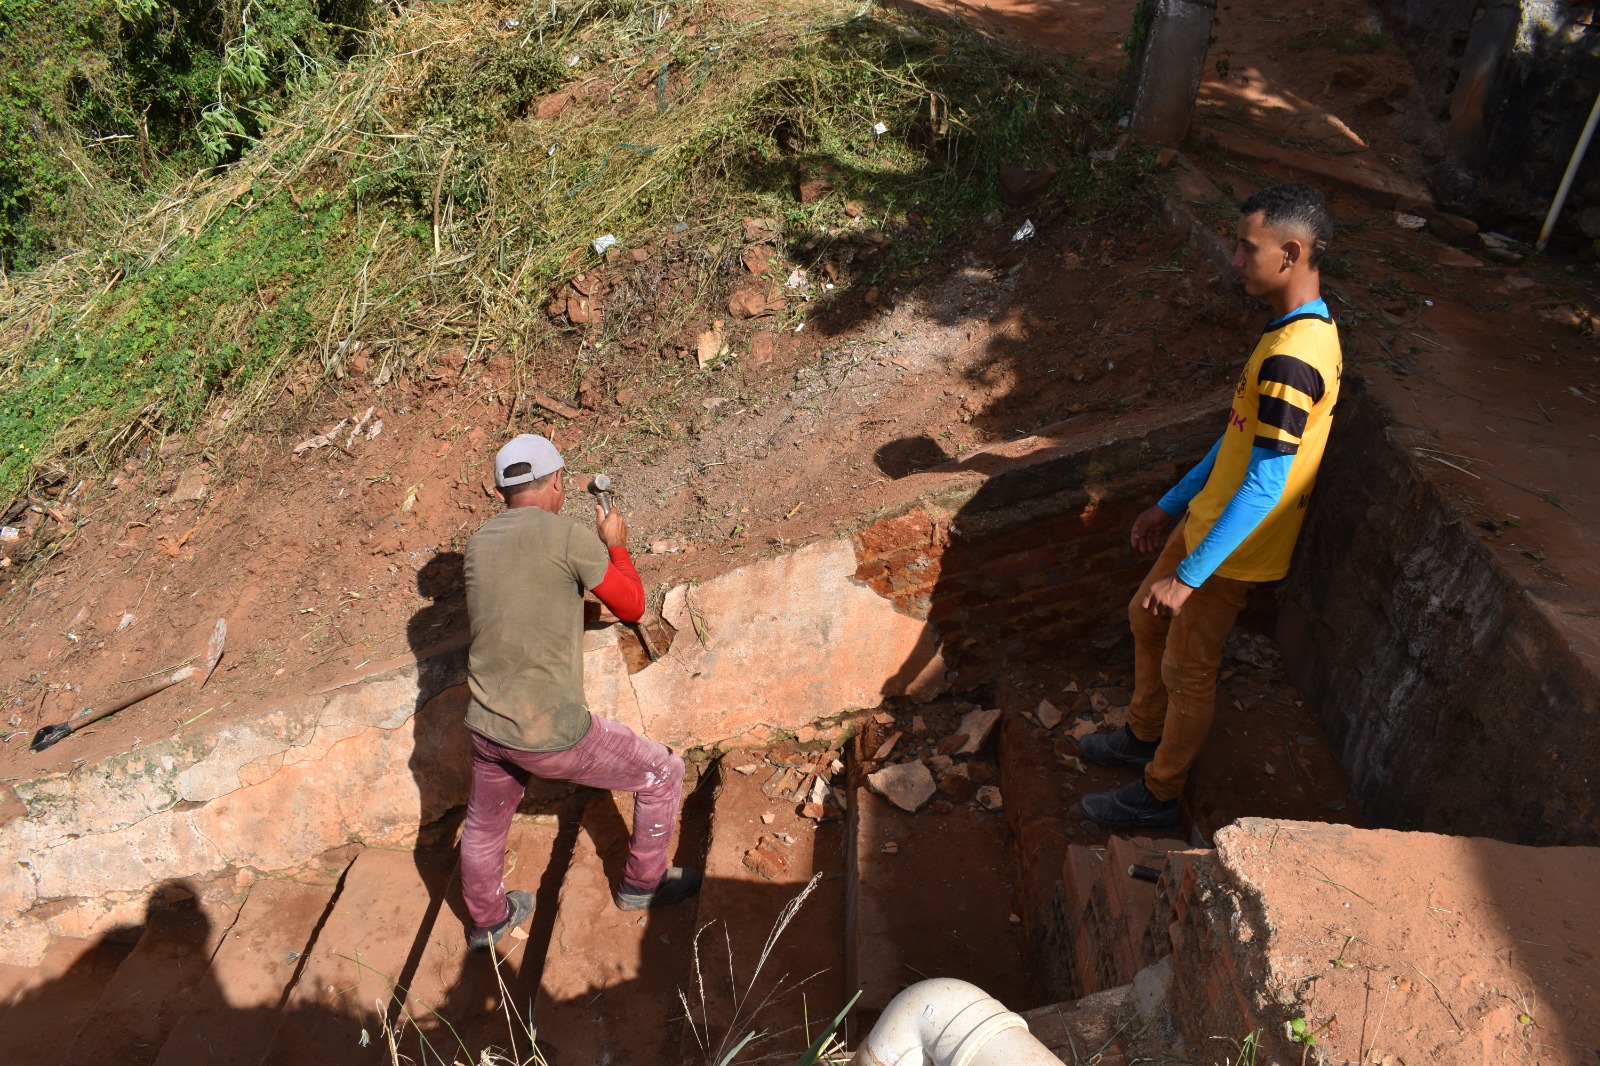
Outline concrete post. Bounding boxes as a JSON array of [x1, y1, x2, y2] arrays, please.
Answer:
[[1128, 0, 1218, 147]]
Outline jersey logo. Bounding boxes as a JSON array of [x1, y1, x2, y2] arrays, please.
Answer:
[[1227, 407, 1247, 432]]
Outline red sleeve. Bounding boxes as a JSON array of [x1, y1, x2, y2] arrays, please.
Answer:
[[591, 546, 645, 623]]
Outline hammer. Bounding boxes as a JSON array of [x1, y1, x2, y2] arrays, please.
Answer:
[[587, 474, 658, 662]]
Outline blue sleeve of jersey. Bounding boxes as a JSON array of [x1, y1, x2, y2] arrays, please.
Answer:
[[1157, 436, 1223, 516], [1175, 447, 1293, 586]]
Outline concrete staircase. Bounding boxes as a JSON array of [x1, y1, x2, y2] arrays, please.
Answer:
[[0, 728, 1215, 1066]]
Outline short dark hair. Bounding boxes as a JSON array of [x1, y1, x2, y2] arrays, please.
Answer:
[[1240, 183, 1333, 267], [500, 468, 559, 499]]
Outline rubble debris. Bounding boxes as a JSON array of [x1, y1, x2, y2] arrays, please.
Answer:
[[872, 711, 895, 726], [800, 801, 842, 821], [172, 467, 209, 503], [696, 322, 728, 368], [975, 785, 1004, 811], [952, 708, 1002, 755], [763, 766, 802, 800], [868, 761, 936, 812], [742, 836, 790, 880], [936, 763, 977, 803], [1035, 699, 1063, 729], [881, 841, 899, 854], [294, 421, 348, 454], [760, 812, 775, 824]]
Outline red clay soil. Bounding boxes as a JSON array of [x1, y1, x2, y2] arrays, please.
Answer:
[[1218, 819, 1600, 1066]]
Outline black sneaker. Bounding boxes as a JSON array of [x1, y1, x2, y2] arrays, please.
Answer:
[[467, 889, 534, 951], [1079, 779, 1181, 830], [1077, 725, 1161, 768], [615, 866, 703, 911]]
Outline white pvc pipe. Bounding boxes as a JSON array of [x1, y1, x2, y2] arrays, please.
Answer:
[[1537, 88, 1600, 253], [850, 978, 1062, 1066]]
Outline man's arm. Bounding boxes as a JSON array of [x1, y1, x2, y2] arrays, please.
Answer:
[[588, 504, 645, 623], [1144, 354, 1324, 614], [1172, 447, 1292, 586]]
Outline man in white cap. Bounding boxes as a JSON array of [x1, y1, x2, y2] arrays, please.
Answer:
[[458, 433, 700, 951]]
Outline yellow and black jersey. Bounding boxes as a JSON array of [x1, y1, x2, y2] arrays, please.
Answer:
[[1185, 307, 1343, 581]]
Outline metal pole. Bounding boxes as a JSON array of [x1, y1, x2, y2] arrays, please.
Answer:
[[1538, 88, 1600, 253]]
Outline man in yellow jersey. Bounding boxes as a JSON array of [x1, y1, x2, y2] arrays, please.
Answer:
[[1078, 183, 1343, 830]]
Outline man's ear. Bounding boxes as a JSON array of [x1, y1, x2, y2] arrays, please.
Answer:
[[1281, 237, 1304, 269]]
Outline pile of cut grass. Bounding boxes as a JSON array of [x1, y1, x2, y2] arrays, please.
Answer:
[[0, 0, 1158, 516]]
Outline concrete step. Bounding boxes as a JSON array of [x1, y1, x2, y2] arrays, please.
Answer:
[[847, 785, 1036, 1028], [392, 810, 580, 1065], [0, 935, 138, 1063], [678, 759, 848, 1066], [531, 780, 711, 1066], [150, 876, 343, 1066], [258, 846, 456, 1066], [61, 891, 243, 1066]]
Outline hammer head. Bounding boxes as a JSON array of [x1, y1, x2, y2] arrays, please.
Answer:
[[588, 474, 614, 516]]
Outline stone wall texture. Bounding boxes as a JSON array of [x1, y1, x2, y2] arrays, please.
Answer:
[[1278, 390, 1600, 846]]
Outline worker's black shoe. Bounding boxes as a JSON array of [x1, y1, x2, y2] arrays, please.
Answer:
[[1079, 779, 1181, 830], [1077, 725, 1161, 768], [467, 890, 534, 952], [615, 866, 702, 911]]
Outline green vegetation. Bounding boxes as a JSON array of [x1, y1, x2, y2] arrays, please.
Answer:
[[0, 0, 369, 271], [0, 0, 1160, 512]]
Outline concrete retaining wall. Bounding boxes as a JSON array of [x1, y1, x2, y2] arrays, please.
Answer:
[[0, 540, 947, 964]]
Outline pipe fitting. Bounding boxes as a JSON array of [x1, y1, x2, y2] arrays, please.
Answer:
[[851, 978, 1060, 1066]]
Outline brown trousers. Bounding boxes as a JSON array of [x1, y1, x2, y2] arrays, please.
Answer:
[[1126, 520, 1255, 801]]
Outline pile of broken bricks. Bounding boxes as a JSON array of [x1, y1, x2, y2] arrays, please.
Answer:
[[726, 746, 849, 821], [858, 681, 1136, 819], [862, 706, 1007, 816]]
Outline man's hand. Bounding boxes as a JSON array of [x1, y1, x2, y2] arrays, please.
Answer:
[[1142, 575, 1195, 618], [596, 504, 628, 548], [1131, 504, 1173, 553]]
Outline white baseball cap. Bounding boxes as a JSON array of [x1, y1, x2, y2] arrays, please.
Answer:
[[494, 434, 565, 488]]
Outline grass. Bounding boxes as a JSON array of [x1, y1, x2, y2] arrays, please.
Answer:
[[348, 869, 853, 1065], [0, 0, 1160, 518]]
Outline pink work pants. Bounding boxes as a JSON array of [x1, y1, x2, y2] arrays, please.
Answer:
[[461, 716, 685, 928]]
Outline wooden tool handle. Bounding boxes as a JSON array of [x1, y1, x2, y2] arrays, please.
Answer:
[[72, 666, 195, 733]]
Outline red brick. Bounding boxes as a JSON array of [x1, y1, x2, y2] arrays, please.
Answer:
[[854, 508, 938, 556]]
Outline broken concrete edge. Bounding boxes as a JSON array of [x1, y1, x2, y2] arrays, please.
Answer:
[[1166, 839, 1296, 1062]]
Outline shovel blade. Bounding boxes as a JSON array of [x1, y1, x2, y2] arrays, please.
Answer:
[[30, 722, 72, 753]]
